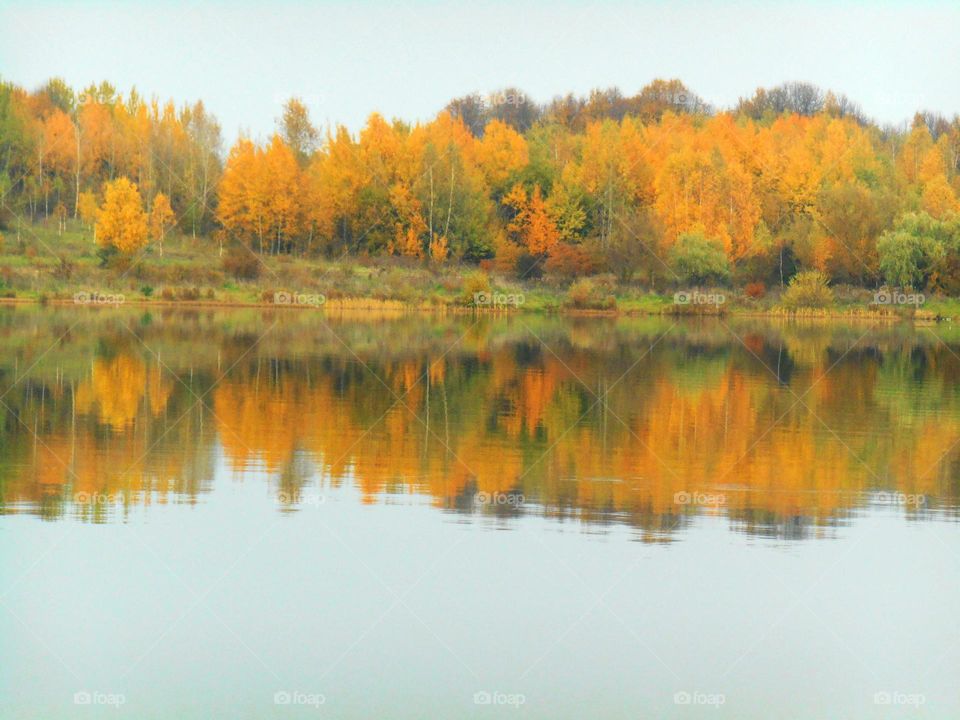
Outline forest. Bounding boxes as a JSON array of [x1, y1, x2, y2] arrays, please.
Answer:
[[1, 76, 959, 298]]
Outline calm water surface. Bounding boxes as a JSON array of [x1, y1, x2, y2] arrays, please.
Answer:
[[1, 306, 958, 718]]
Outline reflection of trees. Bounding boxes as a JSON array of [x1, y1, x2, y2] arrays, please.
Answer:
[[1, 306, 958, 534], [0, 328, 215, 520]]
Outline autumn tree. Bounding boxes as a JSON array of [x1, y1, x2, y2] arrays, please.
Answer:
[[96, 177, 148, 254], [77, 191, 98, 230], [279, 98, 318, 165], [149, 192, 175, 256]]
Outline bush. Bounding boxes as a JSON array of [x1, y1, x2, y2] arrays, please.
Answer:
[[222, 244, 262, 280], [515, 252, 544, 280], [52, 258, 75, 281], [566, 278, 616, 310], [461, 271, 491, 305], [140, 285, 154, 298], [668, 231, 730, 286], [96, 245, 118, 268], [544, 243, 598, 280], [744, 281, 766, 299], [781, 270, 834, 309]]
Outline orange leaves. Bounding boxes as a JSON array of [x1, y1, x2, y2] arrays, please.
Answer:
[[149, 192, 174, 239], [96, 177, 148, 254], [502, 183, 560, 256], [217, 138, 262, 245], [217, 135, 303, 252], [922, 175, 959, 219], [41, 109, 76, 175], [652, 117, 761, 258], [77, 191, 98, 229], [474, 119, 528, 190], [524, 186, 560, 255], [263, 135, 304, 243]]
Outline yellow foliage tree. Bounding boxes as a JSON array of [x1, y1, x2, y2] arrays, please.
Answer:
[[78, 191, 98, 230], [149, 192, 175, 257], [475, 119, 528, 191], [922, 175, 959, 219], [503, 183, 559, 256], [96, 177, 148, 254]]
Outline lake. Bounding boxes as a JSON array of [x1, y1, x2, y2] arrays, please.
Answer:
[[1, 306, 958, 718]]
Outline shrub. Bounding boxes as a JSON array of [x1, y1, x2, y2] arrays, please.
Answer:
[[222, 244, 262, 280], [744, 281, 766, 299], [515, 252, 544, 280], [461, 271, 491, 305], [492, 237, 522, 275], [544, 243, 598, 280], [96, 245, 118, 268], [668, 231, 730, 286], [566, 278, 616, 310], [52, 258, 75, 281], [140, 285, 154, 298], [781, 271, 834, 309]]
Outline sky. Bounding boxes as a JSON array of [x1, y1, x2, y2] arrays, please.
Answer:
[[1, 0, 958, 143]]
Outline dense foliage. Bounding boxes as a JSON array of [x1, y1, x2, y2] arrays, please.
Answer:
[[1, 76, 959, 289]]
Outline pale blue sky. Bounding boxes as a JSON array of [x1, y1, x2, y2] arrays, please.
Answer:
[[1, 0, 958, 143]]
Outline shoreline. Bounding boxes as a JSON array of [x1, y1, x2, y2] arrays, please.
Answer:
[[0, 295, 946, 323]]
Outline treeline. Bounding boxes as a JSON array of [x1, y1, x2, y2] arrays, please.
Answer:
[[1, 76, 960, 291], [0, 79, 221, 235]]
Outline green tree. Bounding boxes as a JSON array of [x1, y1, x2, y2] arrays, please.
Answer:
[[668, 230, 730, 286], [877, 218, 943, 289]]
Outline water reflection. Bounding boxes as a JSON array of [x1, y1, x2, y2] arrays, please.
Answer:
[[1, 306, 958, 537]]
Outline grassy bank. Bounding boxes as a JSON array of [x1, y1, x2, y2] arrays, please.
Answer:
[[2, 220, 959, 321]]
